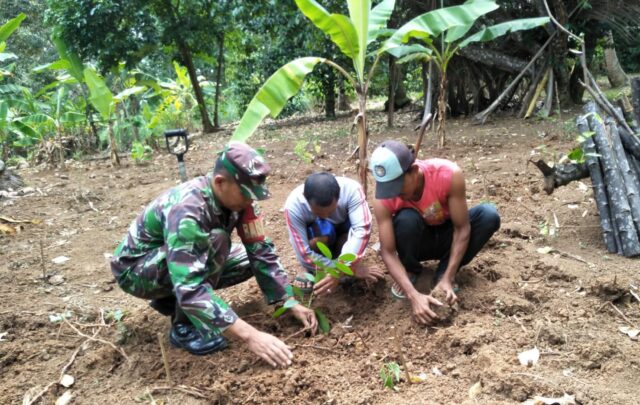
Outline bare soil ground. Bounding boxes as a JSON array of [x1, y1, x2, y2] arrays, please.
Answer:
[[2, 109, 639, 404]]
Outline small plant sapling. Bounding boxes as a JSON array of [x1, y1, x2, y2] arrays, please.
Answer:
[[130, 141, 153, 164], [273, 241, 355, 334], [106, 308, 130, 344], [380, 361, 401, 389]]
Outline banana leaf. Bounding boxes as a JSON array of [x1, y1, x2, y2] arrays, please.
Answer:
[[232, 57, 325, 142], [295, 0, 359, 61], [347, 0, 371, 81], [367, 0, 395, 45], [84, 67, 113, 120], [0, 14, 25, 43], [52, 34, 85, 83], [381, 1, 499, 53], [458, 17, 550, 49]]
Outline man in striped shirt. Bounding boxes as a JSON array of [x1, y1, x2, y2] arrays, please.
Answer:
[[284, 172, 384, 295]]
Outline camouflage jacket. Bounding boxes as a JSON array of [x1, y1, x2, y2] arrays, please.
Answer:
[[111, 173, 289, 336]]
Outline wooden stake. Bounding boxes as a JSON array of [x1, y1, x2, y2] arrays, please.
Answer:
[[394, 327, 412, 385], [157, 332, 172, 385]]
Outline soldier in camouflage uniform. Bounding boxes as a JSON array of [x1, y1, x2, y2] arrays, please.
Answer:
[[111, 142, 317, 367]]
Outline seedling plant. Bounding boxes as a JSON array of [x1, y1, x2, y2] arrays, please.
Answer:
[[380, 361, 401, 390], [274, 241, 355, 334]]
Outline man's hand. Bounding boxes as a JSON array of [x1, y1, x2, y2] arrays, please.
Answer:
[[245, 331, 293, 368], [226, 319, 293, 368], [288, 304, 318, 334], [353, 264, 385, 283], [314, 276, 340, 297], [435, 278, 458, 305], [409, 293, 443, 325]]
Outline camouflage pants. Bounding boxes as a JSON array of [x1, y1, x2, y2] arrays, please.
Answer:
[[113, 242, 252, 301]]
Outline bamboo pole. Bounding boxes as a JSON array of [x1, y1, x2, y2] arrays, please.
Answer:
[[577, 110, 617, 253], [587, 106, 640, 257], [609, 120, 640, 235]]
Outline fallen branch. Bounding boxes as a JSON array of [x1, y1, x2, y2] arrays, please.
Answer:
[[63, 318, 129, 361], [283, 327, 310, 342]]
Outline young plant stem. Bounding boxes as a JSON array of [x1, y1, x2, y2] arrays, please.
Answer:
[[394, 327, 412, 384]]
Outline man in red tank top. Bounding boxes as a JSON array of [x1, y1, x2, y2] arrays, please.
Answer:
[[371, 140, 500, 325]]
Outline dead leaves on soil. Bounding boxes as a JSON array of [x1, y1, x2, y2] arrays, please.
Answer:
[[0, 215, 41, 235]]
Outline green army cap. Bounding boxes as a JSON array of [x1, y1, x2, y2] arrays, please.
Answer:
[[218, 141, 271, 200]]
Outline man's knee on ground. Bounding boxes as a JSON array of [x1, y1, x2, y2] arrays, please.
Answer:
[[477, 203, 501, 234], [393, 208, 423, 239]]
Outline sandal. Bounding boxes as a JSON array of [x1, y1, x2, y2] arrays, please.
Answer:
[[390, 273, 419, 300]]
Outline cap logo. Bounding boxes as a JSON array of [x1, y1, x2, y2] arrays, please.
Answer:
[[374, 165, 386, 177]]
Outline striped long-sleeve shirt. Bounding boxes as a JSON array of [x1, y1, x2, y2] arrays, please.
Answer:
[[284, 177, 371, 271]]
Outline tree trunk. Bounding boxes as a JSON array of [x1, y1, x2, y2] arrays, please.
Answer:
[[587, 104, 640, 257], [631, 78, 640, 126], [577, 111, 617, 253], [108, 121, 120, 167], [324, 68, 336, 119], [549, 0, 571, 106], [85, 97, 100, 150], [604, 30, 629, 88], [387, 55, 396, 127], [357, 96, 368, 196], [338, 77, 349, 111], [436, 70, 447, 148], [569, 29, 597, 105], [178, 41, 215, 133], [213, 33, 224, 130]]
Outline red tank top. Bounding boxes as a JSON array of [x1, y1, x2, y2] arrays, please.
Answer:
[[380, 159, 458, 225]]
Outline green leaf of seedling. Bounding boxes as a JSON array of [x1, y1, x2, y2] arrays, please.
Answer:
[[273, 299, 299, 318], [315, 269, 327, 284], [285, 284, 294, 297], [335, 262, 354, 276], [273, 306, 289, 318], [292, 285, 305, 300], [316, 241, 333, 259], [566, 147, 584, 163], [315, 309, 331, 334], [338, 253, 356, 263], [304, 272, 316, 283], [327, 268, 340, 278]]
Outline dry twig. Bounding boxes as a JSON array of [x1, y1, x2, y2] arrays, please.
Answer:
[[609, 302, 637, 328], [151, 385, 207, 399], [63, 318, 129, 361], [158, 332, 172, 384]]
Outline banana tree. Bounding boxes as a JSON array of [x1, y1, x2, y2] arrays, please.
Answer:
[[0, 13, 25, 81], [21, 86, 85, 167], [83, 67, 146, 166], [381, 0, 549, 148], [231, 0, 397, 195]]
